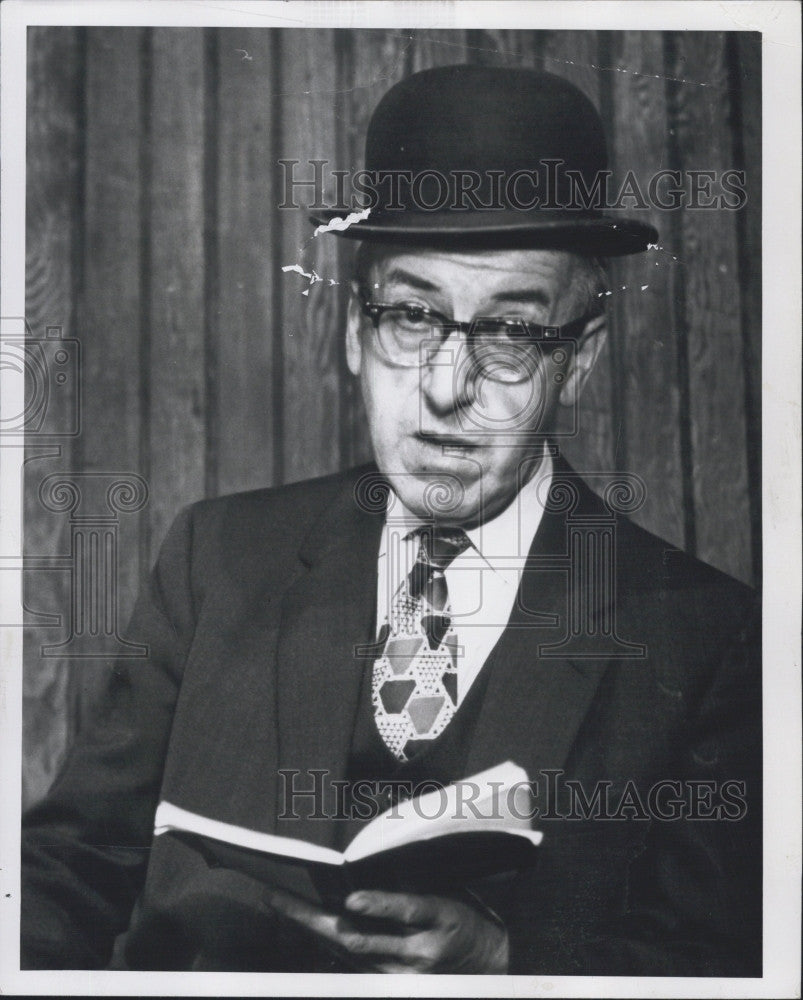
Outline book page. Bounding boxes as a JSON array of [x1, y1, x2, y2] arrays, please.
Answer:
[[153, 801, 345, 867], [345, 761, 543, 863]]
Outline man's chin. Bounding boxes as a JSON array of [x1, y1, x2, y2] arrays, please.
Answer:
[[385, 473, 484, 527]]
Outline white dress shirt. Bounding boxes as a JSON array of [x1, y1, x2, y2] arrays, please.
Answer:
[[376, 452, 553, 705]]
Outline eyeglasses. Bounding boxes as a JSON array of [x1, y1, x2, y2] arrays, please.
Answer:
[[358, 293, 600, 384]]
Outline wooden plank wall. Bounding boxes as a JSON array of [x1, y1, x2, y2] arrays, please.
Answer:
[[24, 27, 84, 806], [23, 27, 762, 807]]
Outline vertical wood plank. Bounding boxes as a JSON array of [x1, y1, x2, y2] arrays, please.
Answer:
[[276, 30, 341, 485], [464, 29, 543, 67], [72, 28, 146, 719], [606, 32, 685, 549], [215, 29, 278, 494], [23, 27, 83, 807], [147, 29, 207, 551], [669, 32, 751, 582], [542, 30, 602, 107], [540, 32, 619, 480], [82, 29, 144, 478], [729, 32, 762, 586], [409, 29, 469, 72]]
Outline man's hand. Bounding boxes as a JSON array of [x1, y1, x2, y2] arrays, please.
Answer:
[[265, 887, 509, 973]]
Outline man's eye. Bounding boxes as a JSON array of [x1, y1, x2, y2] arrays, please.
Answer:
[[476, 319, 531, 342], [395, 305, 432, 330], [499, 322, 530, 342]]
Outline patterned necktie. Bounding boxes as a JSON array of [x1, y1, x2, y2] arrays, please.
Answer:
[[372, 527, 471, 761]]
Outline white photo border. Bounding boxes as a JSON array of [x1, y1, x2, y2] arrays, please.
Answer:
[[1, 2, 800, 996]]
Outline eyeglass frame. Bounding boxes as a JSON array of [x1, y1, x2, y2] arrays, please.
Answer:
[[356, 290, 603, 382]]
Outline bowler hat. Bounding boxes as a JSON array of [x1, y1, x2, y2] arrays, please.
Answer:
[[310, 64, 657, 255]]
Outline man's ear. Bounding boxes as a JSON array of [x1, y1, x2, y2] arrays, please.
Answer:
[[559, 313, 607, 408], [345, 283, 363, 377]]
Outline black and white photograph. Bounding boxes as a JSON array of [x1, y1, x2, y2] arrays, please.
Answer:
[[1, 1, 800, 995]]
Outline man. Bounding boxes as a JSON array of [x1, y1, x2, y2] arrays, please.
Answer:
[[21, 65, 761, 976]]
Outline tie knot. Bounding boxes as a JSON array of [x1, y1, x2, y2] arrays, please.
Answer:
[[405, 527, 470, 602], [416, 527, 471, 570]]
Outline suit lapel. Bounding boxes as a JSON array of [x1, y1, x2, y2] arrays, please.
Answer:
[[466, 462, 613, 780], [272, 460, 622, 835], [274, 475, 384, 847]]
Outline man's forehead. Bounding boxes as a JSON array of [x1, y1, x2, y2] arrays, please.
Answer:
[[366, 245, 584, 297]]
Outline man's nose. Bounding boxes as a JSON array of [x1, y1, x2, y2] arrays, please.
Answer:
[[419, 331, 477, 415]]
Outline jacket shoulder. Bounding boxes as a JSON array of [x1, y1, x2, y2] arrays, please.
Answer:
[[191, 465, 368, 532], [610, 510, 758, 689], [552, 459, 755, 609], [560, 471, 757, 665], [615, 513, 754, 602], [163, 465, 373, 593]]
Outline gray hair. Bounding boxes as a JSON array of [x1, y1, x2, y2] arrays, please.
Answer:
[[569, 256, 609, 314]]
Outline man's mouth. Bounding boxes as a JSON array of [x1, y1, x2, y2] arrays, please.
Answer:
[[415, 432, 481, 451]]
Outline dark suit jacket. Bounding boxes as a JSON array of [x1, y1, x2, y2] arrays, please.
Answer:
[[21, 461, 761, 975]]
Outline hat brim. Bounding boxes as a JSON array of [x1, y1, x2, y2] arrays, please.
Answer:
[[309, 209, 657, 257]]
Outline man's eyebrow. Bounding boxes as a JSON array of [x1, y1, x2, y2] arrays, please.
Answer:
[[487, 288, 551, 308], [378, 269, 551, 309], [380, 268, 442, 294]]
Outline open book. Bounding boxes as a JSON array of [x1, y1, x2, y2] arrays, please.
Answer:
[[154, 761, 542, 907]]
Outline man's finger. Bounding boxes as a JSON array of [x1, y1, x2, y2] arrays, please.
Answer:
[[342, 929, 431, 961], [267, 888, 423, 963], [266, 888, 353, 943], [345, 890, 440, 928]]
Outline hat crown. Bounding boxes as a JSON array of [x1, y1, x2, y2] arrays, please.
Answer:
[[309, 63, 658, 255], [366, 65, 608, 178]]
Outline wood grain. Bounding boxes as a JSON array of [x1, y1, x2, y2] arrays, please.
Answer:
[[606, 32, 684, 549], [76, 29, 146, 725], [541, 32, 618, 481], [730, 32, 761, 586], [668, 32, 751, 582], [542, 30, 603, 108], [275, 30, 342, 485], [215, 29, 278, 495], [464, 29, 542, 67], [147, 29, 208, 549], [406, 29, 467, 72], [23, 27, 83, 808]]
